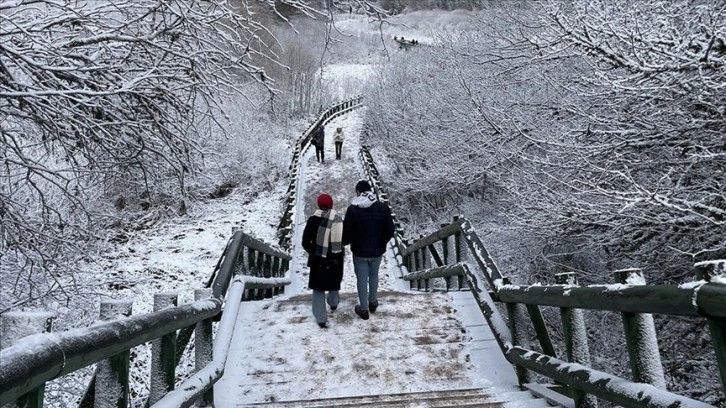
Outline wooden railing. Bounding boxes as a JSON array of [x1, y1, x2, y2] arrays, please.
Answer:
[[277, 95, 364, 249], [0, 231, 291, 408], [399, 217, 726, 408], [357, 142, 408, 276], [353, 142, 725, 407]]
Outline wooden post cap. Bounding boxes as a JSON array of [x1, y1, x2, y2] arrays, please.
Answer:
[[555, 272, 578, 285], [613, 268, 645, 285], [694, 260, 726, 282]]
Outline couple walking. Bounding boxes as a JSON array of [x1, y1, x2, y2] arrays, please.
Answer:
[[301, 180, 395, 328], [311, 126, 346, 163]]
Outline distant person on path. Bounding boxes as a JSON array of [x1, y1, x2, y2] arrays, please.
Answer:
[[302, 193, 344, 328], [333, 127, 345, 160], [342, 180, 395, 320], [312, 125, 325, 163]]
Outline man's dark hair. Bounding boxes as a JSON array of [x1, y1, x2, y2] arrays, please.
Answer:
[[355, 180, 371, 193]]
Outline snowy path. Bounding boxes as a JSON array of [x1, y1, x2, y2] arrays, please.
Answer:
[[287, 108, 405, 296], [215, 109, 524, 406]]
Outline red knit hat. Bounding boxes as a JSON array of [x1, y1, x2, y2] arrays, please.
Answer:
[[317, 193, 333, 209]]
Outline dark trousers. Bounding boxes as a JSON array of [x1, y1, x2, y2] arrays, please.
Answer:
[[315, 145, 324, 162], [335, 142, 343, 159]]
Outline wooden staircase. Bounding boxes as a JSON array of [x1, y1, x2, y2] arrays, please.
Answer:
[[216, 291, 553, 408], [235, 387, 554, 407]]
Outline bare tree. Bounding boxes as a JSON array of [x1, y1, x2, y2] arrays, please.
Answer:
[[365, 0, 725, 282], [364, 4, 724, 402], [511, 0, 726, 278], [0, 0, 386, 307]]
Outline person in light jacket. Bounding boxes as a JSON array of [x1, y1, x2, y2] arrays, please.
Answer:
[[302, 193, 344, 328], [342, 180, 395, 320], [333, 127, 345, 160]]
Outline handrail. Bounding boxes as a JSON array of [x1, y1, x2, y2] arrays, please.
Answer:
[[277, 95, 364, 249], [401, 263, 466, 282], [506, 346, 714, 408], [211, 231, 291, 298], [497, 282, 726, 318], [150, 274, 291, 408], [354, 138, 724, 407], [0, 298, 221, 405], [175, 230, 291, 352], [400, 218, 726, 408], [358, 142, 408, 276], [399, 219, 464, 257], [1, 230, 292, 407]]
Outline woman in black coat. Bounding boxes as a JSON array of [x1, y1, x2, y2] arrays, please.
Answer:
[[302, 193, 344, 328]]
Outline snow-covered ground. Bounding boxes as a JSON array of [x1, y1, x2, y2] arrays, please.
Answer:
[[90, 183, 286, 314]]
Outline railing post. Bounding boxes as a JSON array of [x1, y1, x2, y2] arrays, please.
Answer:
[[263, 254, 273, 298], [421, 237, 431, 291], [272, 257, 281, 295], [403, 238, 411, 272], [404, 241, 415, 290], [441, 224, 456, 290], [281, 258, 289, 294], [247, 247, 255, 273], [694, 260, 726, 396], [149, 293, 178, 405], [195, 288, 214, 406], [453, 216, 462, 263], [502, 277, 532, 385], [246, 247, 256, 299], [555, 273, 597, 408], [1, 311, 55, 408], [411, 239, 420, 272], [453, 216, 466, 289], [612, 268, 665, 388], [255, 251, 265, 299], [95, 299, 133, 408], [415, 247, 424, 289]]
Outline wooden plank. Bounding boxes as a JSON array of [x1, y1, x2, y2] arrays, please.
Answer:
[[402, 263, 464, 281], [0, 299, 221, 405], [498, 284, 726, 317], [401, 220, 464, 257], [507, 347, 715, 408], [523, 383, 575, 408]]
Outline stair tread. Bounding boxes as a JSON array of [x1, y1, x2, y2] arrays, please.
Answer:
[[234, 386, 547, 408], [219, 290, 524, 406]]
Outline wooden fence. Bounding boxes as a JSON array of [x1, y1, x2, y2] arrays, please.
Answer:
[[399, 218, 725, 408], [355, 139, 725, 408], [0, 231, 291, 408]]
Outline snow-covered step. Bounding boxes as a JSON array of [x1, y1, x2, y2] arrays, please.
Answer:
[[233, 386, 552, 408], [216, 291, 504, 406], [502, 399, 554, 408]]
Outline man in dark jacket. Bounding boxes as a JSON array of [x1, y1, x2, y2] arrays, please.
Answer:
[[311, 125, 325, 163], [342, 180, 395, 320]]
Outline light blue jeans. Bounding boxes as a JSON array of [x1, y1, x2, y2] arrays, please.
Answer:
[[312, 290, 339, 324], [353, 255, 382, 311]]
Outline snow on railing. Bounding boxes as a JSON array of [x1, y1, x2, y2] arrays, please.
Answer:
[[399, 217, 726, 408], [0, 230, 292, 408], [150, 274, 291, 408], [0, 297, 221, 406], [357, 141, 408, 278]]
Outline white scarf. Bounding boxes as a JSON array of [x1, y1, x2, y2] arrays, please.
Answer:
[[313, 208, 343, 257]]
